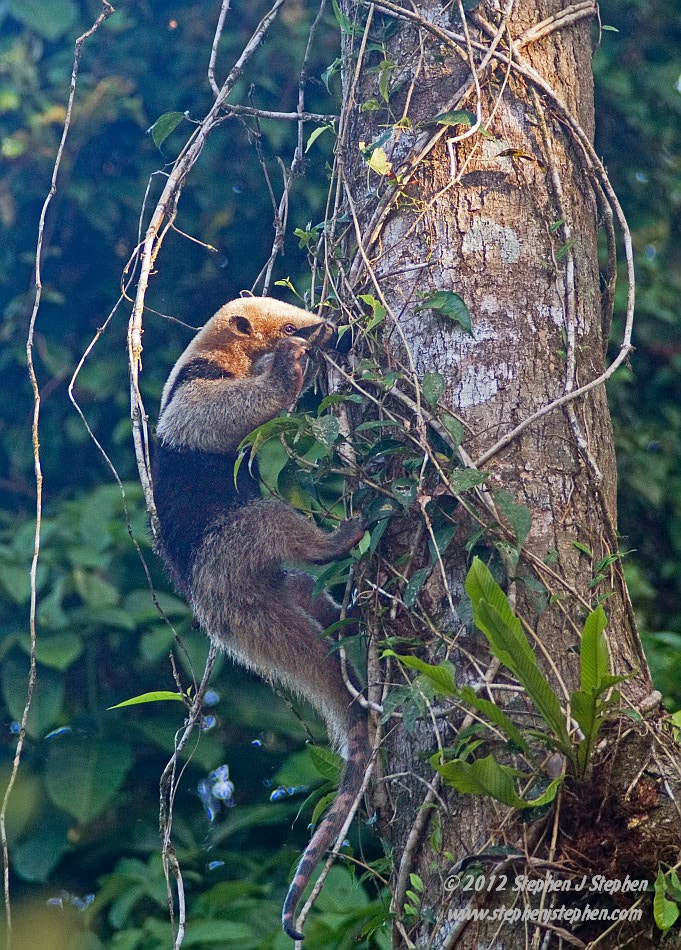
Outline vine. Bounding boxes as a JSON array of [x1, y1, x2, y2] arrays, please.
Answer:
[[4, 4, 114, 946], [15, 1, 680, 948]]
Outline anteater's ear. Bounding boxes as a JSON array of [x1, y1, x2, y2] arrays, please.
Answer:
[[230, 314, 252, 335]]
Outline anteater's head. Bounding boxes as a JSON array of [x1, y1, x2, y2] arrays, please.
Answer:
[[160, 297, 335, 415], [204, 297, 334, 364]]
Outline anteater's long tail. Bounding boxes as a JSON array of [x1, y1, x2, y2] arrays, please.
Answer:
[[282, 703, 369, 941]]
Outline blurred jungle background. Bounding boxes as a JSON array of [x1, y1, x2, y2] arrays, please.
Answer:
[[0, 0, 679, 947]]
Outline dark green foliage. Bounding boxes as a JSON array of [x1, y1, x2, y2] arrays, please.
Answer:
[[595, 0, 681, 691], [414, 291, 472, 335], [388, 560, 625, 812]]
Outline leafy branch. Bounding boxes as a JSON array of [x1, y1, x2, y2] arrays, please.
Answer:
[[388, 557, 628, 816]]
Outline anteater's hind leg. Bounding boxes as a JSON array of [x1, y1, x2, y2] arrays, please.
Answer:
[[189, 500, 365, 747], [282, 570, 342, 631], [225, 597, 357, 752]]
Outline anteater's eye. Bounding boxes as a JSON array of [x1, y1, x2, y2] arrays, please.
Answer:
[[232, 315, 251, 335], [283, 324, 297, 335]]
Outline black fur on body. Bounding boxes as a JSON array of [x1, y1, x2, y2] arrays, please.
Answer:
[[152, 297, 369, 940]]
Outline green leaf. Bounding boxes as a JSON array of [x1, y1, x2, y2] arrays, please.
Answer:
[[307, 744, 342, 783], [273, 748, 320, 787], [321, 58, 342, 92], [466, 562, 571, 750], [1, 656, 64, 739], [440, 415, 464, 448], [579, 605, 609, 693], [8, 0, 78, 40], [571, 690, 599, 774], [45, 738, 133, 824], [667, 869, 681, 905], [383, 651, 457, 696], [422, 372, 445, 407], [314, 866, 373, 914], [433, 109, 476, 127], [570, 689, 597, 739], [294, 226, 319, 250], [140, 626, 175, 663], [358, 293, 387, 331], [360, 99, 381, 113], [477, 600, 571, 751], [436, 756, 559, 809], [449, 468, 488, 492], [82, 606, 136, 631], [12, 810, 71, 882], [409, 873, 425, 893], [332, 0, 354, 34], [361, 144, 393, 177], [402, 567, 431, 607], [0, 559, 46, 605], [305, 125, 331, 153], [428, 522, 456, 561], [391, 478, 417, 510], [493, 490, 532, 552], [357, 529, 371, 556], [238, 416, 299, 460], [274, 276, 297, 293], [308, 414, 340, 448], [378, 60, 393, 102], [148, 111, 188, 149], [465, 558, 521, 637], [108, 691, 186, 709], [436, 755, 524, 807], [317, 392, 361, 414], [276, 459, 310, 509], [109, 929, 146, 950], [521, 778, 561, 808], [73, 569, 119, 607], [123, 589, 190, 622], [415, 291, 472, 334], [310, 790, 337, 831], [472, 600, 531, 674], [19, 632, 82, 671], [655, 871, 680, 931], [458, 685, 530, 753]]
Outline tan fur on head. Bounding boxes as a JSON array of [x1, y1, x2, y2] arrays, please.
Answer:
[[160, 297, 327, 413]]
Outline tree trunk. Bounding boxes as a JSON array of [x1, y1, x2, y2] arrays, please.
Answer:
[[334, 2, 681, 947]]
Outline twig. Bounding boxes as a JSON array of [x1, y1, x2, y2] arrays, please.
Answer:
[[159, 643, 219, 949], [254, 0, 330, 296], [532, 88, 603, 485], [515, 2, 596, 48], [0, 6, 114, 946], [223, 103, 336, 122], [392, 779, 442, 926], [127, 0, 287, 533], [293, 718, 381, 941], [208, 0, 231, 96]]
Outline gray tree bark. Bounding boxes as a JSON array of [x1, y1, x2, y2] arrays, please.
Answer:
[[331, 2, 681, 947]]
